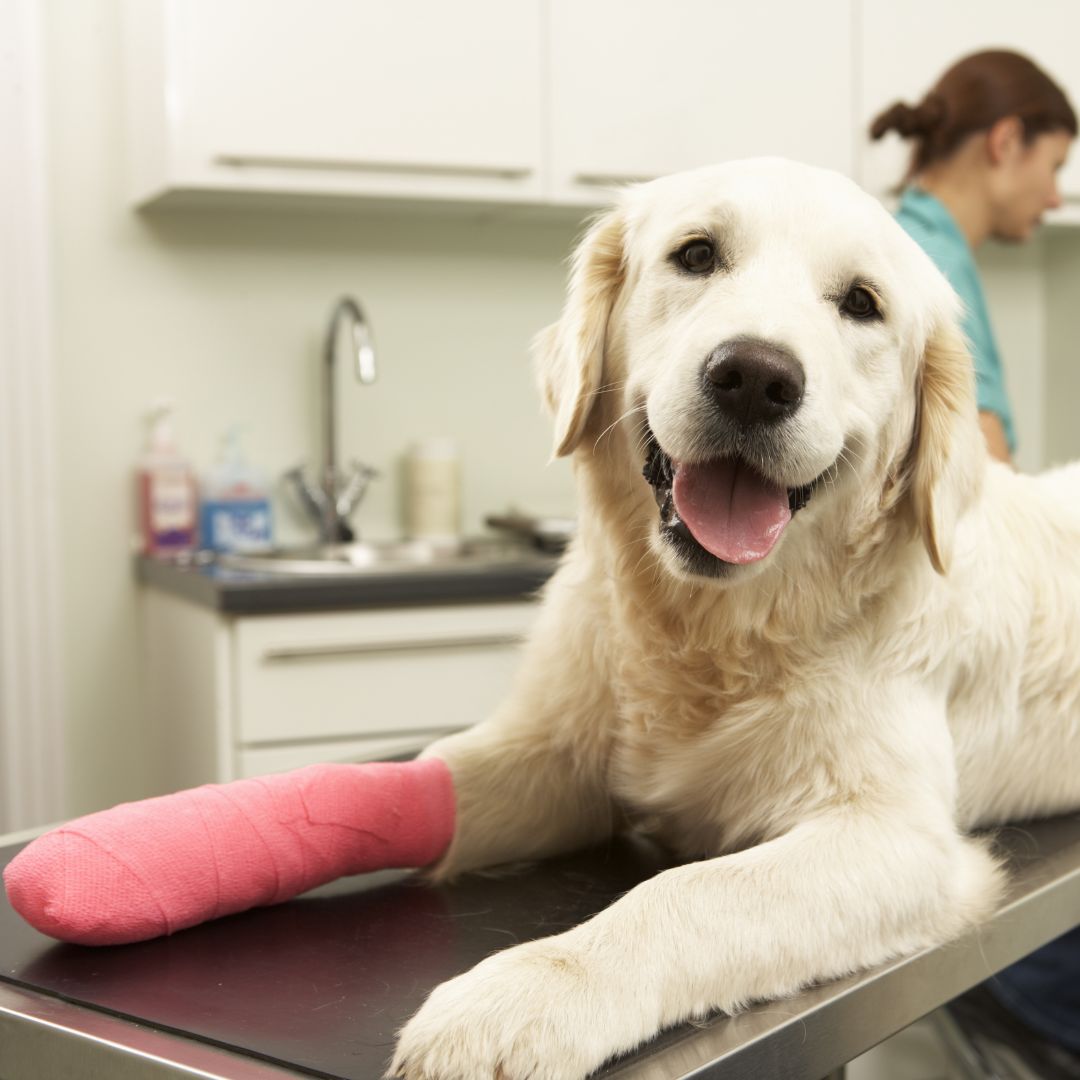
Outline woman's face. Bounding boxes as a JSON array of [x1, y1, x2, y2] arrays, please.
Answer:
[[992, 128, 1073, 242]]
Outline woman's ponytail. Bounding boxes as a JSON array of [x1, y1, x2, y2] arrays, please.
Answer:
[[870, 95, 945, 141]]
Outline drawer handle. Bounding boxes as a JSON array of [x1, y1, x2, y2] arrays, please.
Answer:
[[215, 154, 535, 181], [572, 171, 658, 187], [262, 633, 524, 662]]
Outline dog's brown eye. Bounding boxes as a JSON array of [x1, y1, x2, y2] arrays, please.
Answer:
[[676, 240, 716, 274], [841, 286, 880, 320]]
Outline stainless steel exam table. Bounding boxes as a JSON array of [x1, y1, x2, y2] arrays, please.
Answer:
[[1, 813, 1078, 1080]]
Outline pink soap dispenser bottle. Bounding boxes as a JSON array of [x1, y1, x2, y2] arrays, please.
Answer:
[[136, 400, 197, 557]]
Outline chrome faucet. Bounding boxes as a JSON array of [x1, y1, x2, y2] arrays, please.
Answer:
[[286, 296, 379, 543]]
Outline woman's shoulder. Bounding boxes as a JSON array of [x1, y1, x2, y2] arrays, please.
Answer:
[[895, 187, 960, 246], [894, 188, 979, 292]]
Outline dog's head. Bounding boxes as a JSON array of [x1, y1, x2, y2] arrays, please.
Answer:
[[536, 158, 985, 586]]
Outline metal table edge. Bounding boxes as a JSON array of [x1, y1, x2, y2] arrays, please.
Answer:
[[0, 981, 317, 1080]]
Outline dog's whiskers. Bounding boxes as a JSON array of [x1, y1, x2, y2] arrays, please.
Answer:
[[835, 447, 862, 483], [631, 420, 653, 460], [617, 525, 659, 565], [589, 379, 630, 398], [593, 403, 647, 453], [630, 544, 661, 577]]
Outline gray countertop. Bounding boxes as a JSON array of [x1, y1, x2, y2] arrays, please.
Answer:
[[136, 546, 559, 615], [2, 814, 1079, 1079]]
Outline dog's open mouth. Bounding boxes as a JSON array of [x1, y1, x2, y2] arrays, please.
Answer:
[[643, 433, 814, 567]]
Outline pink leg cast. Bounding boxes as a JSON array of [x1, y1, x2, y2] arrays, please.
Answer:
[[3, 758, 455, 946]]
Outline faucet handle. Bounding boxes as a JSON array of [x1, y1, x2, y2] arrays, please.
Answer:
[[283, 462, 329, 521], [283, 460, 375, 543], [335, 460, 379, 519]]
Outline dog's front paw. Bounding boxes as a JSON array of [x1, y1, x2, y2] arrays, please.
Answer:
[[388, 935, 645, 1080]]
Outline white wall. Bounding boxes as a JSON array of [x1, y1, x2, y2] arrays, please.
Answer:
[[1044, 231, 1080, 467], [977, 240, 1048, 473], [44, 0, 580, 816], [980, 232, 1080, 472]]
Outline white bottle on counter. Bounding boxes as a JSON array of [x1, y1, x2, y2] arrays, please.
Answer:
[[404, 438, 461, 545]]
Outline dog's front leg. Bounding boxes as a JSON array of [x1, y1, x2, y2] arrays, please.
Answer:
[[419, 562, 619, 879], [418, 711, 615, 881], [390, 806, 1003, 1080]]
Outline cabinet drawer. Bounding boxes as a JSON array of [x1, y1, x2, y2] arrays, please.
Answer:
[[236, 730, 455, 778], [234, 603, 535, 744]]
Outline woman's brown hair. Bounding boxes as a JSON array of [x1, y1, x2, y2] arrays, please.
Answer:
[[870, 49, 1077, 184]]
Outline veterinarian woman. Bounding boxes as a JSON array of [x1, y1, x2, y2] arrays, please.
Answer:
[[871, 49, 1080, 1076], [873, 49, 1075, 465]]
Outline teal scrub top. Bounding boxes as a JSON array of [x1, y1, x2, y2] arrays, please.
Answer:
[[895, 186, 1017, 452]]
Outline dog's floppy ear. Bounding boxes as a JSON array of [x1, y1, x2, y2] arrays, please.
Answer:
[[910, 321, 986, 575], [534, 210, 626, 457]]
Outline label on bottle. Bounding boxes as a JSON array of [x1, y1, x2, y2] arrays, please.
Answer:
[[200, 499, 273, 553], [146, 466, 196, 553], [151, 476, 192, 527]]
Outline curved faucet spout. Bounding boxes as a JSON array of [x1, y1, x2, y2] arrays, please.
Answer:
[[325, 295, 377, 386], [313, 296, 379, 542]]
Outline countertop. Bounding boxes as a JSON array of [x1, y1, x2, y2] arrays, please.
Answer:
[[2, 814, 1080, 1080], [136, 544, 560, 615]]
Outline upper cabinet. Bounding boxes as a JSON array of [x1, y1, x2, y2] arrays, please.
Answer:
[[127, 1, 1079, 218], [124, 0, 545, 206], [857, 0, 1080, 209], [124, 0, 857, 211], [546, 0, 856, 206]]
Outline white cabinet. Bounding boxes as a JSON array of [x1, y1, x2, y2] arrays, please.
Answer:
[[141, 588, 536, 791], [124, 0, 545, 206], [857, 0, 1080, 208], [547, 0, 857, 206], [125, 1, 1080, 218], [124, 0, 856, 210]]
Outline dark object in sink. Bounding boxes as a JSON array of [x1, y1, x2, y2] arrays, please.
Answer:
[[484, 511, 576, 554]]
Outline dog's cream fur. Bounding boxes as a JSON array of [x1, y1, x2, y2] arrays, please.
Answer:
[[390, 158, 1080, 1080]]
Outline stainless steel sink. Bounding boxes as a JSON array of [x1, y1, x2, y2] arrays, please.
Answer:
[[215, 538, 552, 577]]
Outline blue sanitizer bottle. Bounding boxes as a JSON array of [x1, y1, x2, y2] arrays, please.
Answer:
[[199, 429, 274, 553]]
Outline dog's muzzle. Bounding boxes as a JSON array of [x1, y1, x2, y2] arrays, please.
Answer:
[[642, 433, 814, 570], [638, 339, 818, 572]]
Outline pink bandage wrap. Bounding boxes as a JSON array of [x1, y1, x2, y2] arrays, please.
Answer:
[[3, 758, 455, 946]]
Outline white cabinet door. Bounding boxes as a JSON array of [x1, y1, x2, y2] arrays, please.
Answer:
[[127, 0, 544, 204], [547, 0, 856, 206], [858, 0, 1080, 204], [233, 603, 536, 745]]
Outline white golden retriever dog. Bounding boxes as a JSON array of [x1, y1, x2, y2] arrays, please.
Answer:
[[391, 158, 1080, 1079]]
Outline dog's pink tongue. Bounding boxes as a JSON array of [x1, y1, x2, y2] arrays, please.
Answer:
[[672, 460, 791, 564]]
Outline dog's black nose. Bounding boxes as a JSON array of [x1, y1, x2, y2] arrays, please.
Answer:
[[703, 340, 805, 424]]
